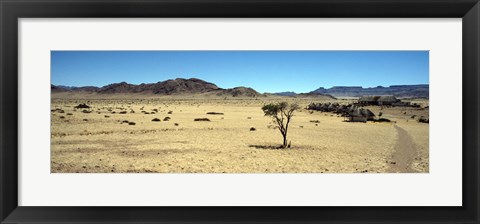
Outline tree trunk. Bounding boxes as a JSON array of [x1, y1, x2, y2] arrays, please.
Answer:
[[283, 134, 287, 148]]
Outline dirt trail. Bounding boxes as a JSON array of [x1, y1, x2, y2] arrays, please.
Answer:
[[387, 125, 417, 173]]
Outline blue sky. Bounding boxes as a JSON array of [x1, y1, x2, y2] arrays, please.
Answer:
[[51, 51, 429, 93]]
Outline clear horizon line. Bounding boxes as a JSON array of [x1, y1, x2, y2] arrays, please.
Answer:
[[52, 81, 429, 95], [52, 79, 429, 90]]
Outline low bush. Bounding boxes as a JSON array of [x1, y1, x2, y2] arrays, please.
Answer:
[[194, 118, 210, 122], [418, 117, 429, 123], [206, 112, 224, 115]]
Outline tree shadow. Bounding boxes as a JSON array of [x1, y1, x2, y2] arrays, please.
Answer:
[[248, 144, 285, 150]]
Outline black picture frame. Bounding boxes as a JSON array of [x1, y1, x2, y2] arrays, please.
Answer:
[[1, 0, 479, 223]]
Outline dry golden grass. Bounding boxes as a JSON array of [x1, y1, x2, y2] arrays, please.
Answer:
[[51, 98, 429, 173]]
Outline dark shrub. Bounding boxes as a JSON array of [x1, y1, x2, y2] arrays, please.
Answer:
[[194, 118, 210, 121], [152, 118, 161, 122], [128, 122, 136, 125], [250, 127, 256, 131], [418, 117, 429, 123], [74, 103, 91, 109], [163, 117, 171, 121], [206, 112, 224, 115]]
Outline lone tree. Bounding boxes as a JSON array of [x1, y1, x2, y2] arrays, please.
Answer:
[[261, 102, 300, 148]]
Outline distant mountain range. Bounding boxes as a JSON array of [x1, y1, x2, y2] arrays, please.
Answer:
[[307, 84, 429, 98], [273, 91, 297, 97], [52, 78, 428, 99]]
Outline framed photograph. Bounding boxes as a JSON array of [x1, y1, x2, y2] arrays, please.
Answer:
[[1, 0, 479, 223]]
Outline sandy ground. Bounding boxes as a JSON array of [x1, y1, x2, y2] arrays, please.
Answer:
[[386, 125, 416, 172], [51, 98, 429, 173]]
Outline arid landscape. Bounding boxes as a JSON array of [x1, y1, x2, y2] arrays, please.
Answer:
[[51, 79, 429, 173], [51, 51, 429, 173]]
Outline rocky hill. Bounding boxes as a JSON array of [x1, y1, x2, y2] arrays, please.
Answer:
[[51, 78, 261, 98], [93, 78, 221, 94]]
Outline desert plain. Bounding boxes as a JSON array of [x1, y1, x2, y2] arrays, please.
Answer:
[[50, 96, 429, 173]]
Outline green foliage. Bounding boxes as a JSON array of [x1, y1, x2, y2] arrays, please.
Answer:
[[261, 102, 300, 148]]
